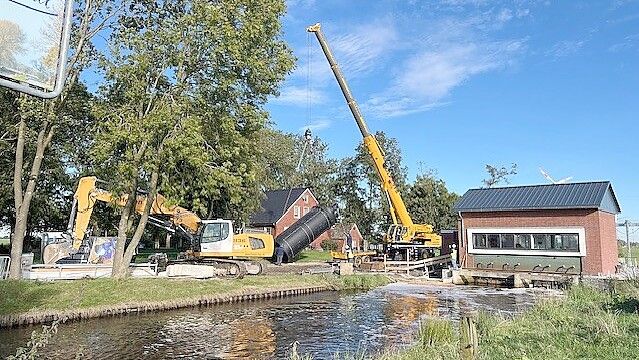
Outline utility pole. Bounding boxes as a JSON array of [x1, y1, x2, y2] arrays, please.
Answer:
[[627, 220, 631, 263], [618, 220, 639, 265]]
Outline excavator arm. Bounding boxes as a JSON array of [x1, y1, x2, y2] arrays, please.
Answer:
[[307, 23, 440, 246], [69, 176, 202, 250]]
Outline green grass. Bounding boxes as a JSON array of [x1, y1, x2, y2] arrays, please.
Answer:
[[0, 238, 9, 246], [379, 281, 639, 360], [295, 249, 333, 263], [618, 245, 639, 260], [0, 274, 391, 316]]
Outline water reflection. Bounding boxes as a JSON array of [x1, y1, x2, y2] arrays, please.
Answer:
[[0, 283, 559, 359]]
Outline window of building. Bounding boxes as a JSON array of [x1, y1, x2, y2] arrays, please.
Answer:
[[473, 234, 487, 248], [303, 206, 310, 215], [470, 231, 580, 253], [293, 205, 301, 219], [533, 234, 551, 250], [487, 234, 500, 248], [561, 234, 579, 251], [501, 234, 515, 249], [514, 234, 531, 249]]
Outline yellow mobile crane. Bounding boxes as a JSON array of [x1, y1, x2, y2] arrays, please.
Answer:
[[307, 23, 442, 259], [43, 176, 274, 275]]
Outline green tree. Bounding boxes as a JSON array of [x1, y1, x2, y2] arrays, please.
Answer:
[[91, 0, 293, 278], [482, 163, 518, 188], [406, 172, 460, 231], [333, 131, 407, 242], [257, 127, 337, 204], [334, 156, 379, 241], [6, 0, 116, 278]]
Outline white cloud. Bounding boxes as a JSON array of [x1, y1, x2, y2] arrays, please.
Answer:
[[271, 85, 326, 106], [299, 119, 331, 132], [363, 96, 448, 118], [286, 0, 315, 7], [291, 21, 398, 85], [331, 23, 398, 76], [497, 9, 514, 24], [608, 33, 639, 52], [364, 12, 526, 118], [547, 40, 586, 58]]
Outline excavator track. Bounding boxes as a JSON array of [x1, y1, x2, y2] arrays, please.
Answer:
[[166, 258, 267, 278]]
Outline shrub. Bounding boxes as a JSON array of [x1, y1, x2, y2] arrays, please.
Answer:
[[321, 239, 339, 252]]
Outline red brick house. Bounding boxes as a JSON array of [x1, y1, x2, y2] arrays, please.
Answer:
[[250, 188, 330, 243], [314, 223, 365, 250], [454, 182, 621, 276]]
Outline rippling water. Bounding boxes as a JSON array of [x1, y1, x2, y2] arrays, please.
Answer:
[[0, 283, 559, 359]]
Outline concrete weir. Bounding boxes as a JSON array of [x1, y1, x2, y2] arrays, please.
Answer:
[[0, 285, 331, 329], [452, 268, 579, 289]]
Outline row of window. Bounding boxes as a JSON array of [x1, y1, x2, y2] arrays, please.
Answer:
[[472, 233, 579, 252]]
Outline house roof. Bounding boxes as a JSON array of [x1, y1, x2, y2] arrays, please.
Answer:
[[454, 181, 621, 214], [249, 188, 308, 226]]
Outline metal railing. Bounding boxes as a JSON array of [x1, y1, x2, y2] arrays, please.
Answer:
[[383, 253, 452, 274]]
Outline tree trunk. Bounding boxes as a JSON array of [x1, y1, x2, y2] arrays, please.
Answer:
[[111, 177, 138, 279], [9, 114, 54, 279], [111, 170, 159, 279]]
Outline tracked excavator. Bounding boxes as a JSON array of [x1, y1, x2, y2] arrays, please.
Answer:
[[307, 23, 442, 260], [43, 176, 338, 276]]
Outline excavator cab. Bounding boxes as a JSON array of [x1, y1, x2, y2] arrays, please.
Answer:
[[195, 220, 234, 254]]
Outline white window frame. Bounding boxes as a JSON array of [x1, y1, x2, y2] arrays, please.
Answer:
[[293, 205, 301, 219], [303, 206, 310, 215], [467, 227, 586, 257]]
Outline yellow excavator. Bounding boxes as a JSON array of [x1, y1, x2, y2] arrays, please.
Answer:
[[307, 23, 442, 259], [43, 176, 274, 275]]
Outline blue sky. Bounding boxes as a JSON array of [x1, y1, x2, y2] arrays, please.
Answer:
[[266, 0, 639, 238]]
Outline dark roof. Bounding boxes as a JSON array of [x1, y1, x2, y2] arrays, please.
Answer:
[[454, 181, 621, 214], [249, 188, 308, 226]]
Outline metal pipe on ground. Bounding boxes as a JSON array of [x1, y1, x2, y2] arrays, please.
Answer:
[[275, 205, 338, 262]]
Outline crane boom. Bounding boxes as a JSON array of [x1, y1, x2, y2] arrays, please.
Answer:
[[307, 23, 413, 228], [307, 23, 441, 247]]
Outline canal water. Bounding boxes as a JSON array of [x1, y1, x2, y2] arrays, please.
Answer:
[[0, 283, 559, 359]]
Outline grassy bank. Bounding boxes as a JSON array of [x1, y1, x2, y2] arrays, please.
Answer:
[[295, 249, 333, 262], [0, 274, 391, 317], [381, 281, 639, 360]]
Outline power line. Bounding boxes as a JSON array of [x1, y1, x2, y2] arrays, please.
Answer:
[[7, 0, 57, 16]]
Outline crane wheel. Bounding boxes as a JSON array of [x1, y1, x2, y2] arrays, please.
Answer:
[[354, 256, 363, 268], [362, 256, 371, 264]]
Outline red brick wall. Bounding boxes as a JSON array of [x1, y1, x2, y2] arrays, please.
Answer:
[[459, 209, 618, 275], [274, 189, 330, 245], [598, 211, 619, 274]]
